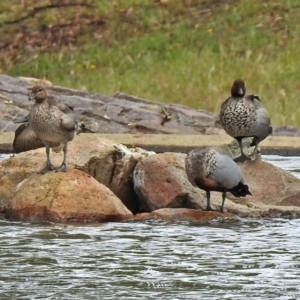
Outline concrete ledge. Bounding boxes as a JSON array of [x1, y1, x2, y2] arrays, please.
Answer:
[[1, 132, 300, 155], [103, 134, 300, 156], [0, 132, 14, 153]]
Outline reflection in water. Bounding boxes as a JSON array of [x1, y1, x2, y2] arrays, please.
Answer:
[[1, 154, 300, 299]]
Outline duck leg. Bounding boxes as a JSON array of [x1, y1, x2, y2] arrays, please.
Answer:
[[234, 138, 249, 162], [250, 136, 260, 156], [220, 191, 226, 213], [39, 144, 55, 174], [205, 191, 213, 211], [56, 143, 67, 172], [252, 145, 259, 156]]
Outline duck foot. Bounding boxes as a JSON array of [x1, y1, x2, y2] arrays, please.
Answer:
[[56, 163, 67, 173], [233, 154, 249, 163], [205, 207, 225, 213], [38, 163, 55, 174], [205, 207, 215, 212]]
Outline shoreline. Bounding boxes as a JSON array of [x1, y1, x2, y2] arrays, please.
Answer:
[[1, 132, 300, 156]]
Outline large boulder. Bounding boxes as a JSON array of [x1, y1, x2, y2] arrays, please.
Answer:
[[133, 152, 206, 212], [7, 168, 133, 223], [0, 134, 150, 214], [238, 160, 300, 217]]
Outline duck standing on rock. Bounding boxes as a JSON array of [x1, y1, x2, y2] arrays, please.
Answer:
[[219, 79, 272, 162], [185, 147, 251, 213], [28, 85, 77, 174]]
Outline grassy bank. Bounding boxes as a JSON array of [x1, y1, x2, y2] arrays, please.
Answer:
[[1, 0, 300, 126]]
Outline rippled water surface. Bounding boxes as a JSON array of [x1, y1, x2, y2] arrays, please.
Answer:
[[1, 154, 300, 299]]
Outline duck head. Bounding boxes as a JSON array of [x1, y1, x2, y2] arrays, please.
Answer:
[[28, 85, 47, 102], [229, 181, 252, 197], [231, 79, 246, 97]]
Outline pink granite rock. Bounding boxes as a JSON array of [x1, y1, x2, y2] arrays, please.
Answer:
[[7, 168, 133, 223]]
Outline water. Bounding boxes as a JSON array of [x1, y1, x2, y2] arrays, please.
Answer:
[[0, 153, 12, 161], [1, 154, 300, 299]]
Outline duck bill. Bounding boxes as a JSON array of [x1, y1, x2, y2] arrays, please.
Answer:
[[14, 116, 29, 124], [238, 88, 244, 96], [28, 92, 36, 100]]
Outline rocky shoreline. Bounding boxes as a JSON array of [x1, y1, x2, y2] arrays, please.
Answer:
[[1, 74, 300, 224], [1, 134, 300, 224]]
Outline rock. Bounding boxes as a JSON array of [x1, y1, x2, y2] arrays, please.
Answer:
[[0, 132, 15, 153], [133, 152, 207, 211], [212, 160, 300, 217], [0, 134, 151, 214], [6, 169, 133, 223], [226, 137, 261, 161], [2, 135, 300, 222], [204, 126, 227, 135], [0, 74, 216, 135], [134, 208, 240, 224], [1, 74, 300, 157], [133, 151, 300, 218], [240, 160, 300, 208], [272, 125, 300, 137]]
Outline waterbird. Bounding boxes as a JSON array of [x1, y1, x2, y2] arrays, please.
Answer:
[[13, 123, 44, 153], [219, 79, 272, 162], [28, 85, 77, 174], [185, 147, 251, 213], [13, 115, 92, 154]]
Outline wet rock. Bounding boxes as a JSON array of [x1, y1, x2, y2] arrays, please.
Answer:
[[134, 208, 240, 224], [7, 169, 133, 223]]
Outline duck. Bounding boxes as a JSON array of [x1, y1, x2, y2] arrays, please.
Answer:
[[219, 79, 272, 162], [15, 93, 75, 124], [13, 123, 44, 153], [28, 85, 77, 174], [13, 114, 92, 154], [185, 147, 251, 213]]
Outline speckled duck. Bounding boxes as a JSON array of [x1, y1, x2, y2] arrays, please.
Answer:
[[28, 85, 77, 174], [219, 79, 272, 161], [13, 108, 91, 154], [185, 147, 251, 213]]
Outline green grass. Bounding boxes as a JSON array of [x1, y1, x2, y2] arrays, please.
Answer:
[[1, 0, 300, 126]]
